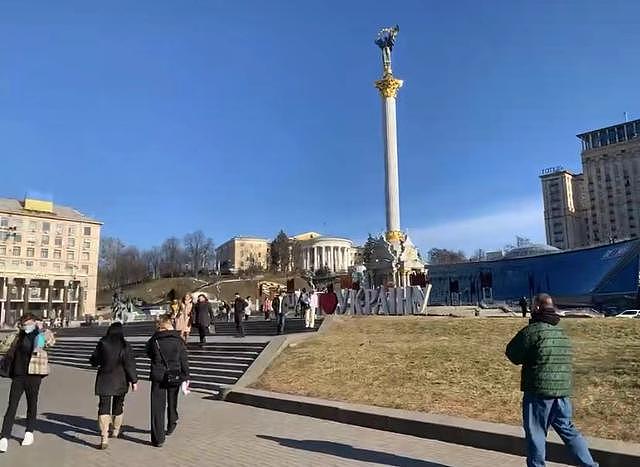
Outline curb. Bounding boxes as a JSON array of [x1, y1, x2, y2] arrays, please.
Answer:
[[226, 388, 640, 467]]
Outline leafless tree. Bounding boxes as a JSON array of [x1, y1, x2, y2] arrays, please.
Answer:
[[142, 246, 162, 280], [161, 237, 184, 277], [184, 230, 214, 279]]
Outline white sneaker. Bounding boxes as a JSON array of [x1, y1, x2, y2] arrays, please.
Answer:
[[21, 432, 34, 446], [0, 437, 8, 452]]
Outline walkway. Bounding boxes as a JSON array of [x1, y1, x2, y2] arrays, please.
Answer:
[[0, 365, 568, 466]]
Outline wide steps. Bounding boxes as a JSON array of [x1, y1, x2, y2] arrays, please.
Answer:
[[48, 339, 268, 397]]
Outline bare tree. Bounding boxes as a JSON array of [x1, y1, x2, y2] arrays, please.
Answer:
[[427, 248, 467, 265], [161, 237, 183, 277], [184, 230, 214, 279], [142, 246, 162, 280], [99, 237, 125, 290]]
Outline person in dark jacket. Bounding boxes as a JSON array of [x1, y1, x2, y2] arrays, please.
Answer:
[[273, 291, 286, 335], [89, 322, 138, 449], [145, 315, 190, 447], [233, 293, 247, 337], [192, 294, 213, 344], [519, 296, 529, 318], [0, 314, 55, 453], [505, 293, 598, 467]]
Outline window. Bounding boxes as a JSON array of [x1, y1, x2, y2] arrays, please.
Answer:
[[68, 238, 75, 248], [68, 226, 76, 236], [83, 240, 91, 250], [41, 235, 49, 246], [56, 224, 64, 235], [13, 234, 21, 243], [53, 263, 61, 272], [55, 237, 62, 247], [42, 222, 50, 233], [41, 249, 49, 259], [53, 250, 62, 259], [29, 221, 38, 232], [0, 245, 5, 255], [0, 260, 4, 268], [65, 264, 73, 272], [67, 251, 75, 261], [12, 246, 21, 256], [26, 260, 34, 269], [81, 252, 90, 261], [0, 217, 7, 228], [83, 226, 91, 236], [27, 237, 36, 246], [26, 247, 35, 258], [81, 265, 89, 274], [40, 262, 47, 269]]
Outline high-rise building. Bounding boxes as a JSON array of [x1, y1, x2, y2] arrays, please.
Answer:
[[541, 118, 640, 249], [0, 196, 101, 326]]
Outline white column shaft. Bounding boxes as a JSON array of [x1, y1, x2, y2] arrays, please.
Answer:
[[383, 96, 401, 233]]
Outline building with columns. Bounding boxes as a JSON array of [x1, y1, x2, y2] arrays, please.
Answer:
[[292, 232, 355, 273], [0, 196, 101, 327]]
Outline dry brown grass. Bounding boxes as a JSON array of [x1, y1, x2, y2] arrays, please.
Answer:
[[254, 316, 640, 442]]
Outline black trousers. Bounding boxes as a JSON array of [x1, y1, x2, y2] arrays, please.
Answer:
[[150, 381, 179, 446], [196, 324, 208, 343], [234, 312, 245, 336], [1, 375, 43, 438], [98, 394, 125, 416]]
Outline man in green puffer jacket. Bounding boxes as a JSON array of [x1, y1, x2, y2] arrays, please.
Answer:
[[506, 293, 598, 467]]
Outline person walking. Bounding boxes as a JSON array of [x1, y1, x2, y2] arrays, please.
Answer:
[[89, 322, 138, 449], [519, 296, 529, 318], [263, 295, 273, 320], [233, 293, 247, 337], [274, 291, 286, 335], [0, 314, 55, 453], [145, 315, 190, 448], [192, 294, 213, 344], [298, 288, 311, 327], [506, 293, 598, 467], [307, 289, 318, 329], [175, 294, 193, 342], [244, 296, 252, 321]]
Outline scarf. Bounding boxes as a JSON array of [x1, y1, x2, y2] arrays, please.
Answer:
[[530, 306, 560, 326]]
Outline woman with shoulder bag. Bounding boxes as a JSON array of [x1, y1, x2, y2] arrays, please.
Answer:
[[145, 315, 189, 447], [0, 314, 55, 453], [89, 322, 138, 449]]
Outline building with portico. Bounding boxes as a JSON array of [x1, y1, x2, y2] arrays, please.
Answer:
[[0, 196, 101, 327], [292, 232, 355, 273]]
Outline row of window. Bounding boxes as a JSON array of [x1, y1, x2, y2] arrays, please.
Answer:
[[0, 245, 90, 261], [0, 217, 93, 236], [2, 234, 92, 249], [0, 259, 90, 274]]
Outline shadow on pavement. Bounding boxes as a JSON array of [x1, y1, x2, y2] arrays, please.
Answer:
[[257, 435, 451, 467], [25, 412, 152, 448]]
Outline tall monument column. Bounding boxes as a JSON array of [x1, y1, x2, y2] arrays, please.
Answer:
[[374, 25, 403, 243]]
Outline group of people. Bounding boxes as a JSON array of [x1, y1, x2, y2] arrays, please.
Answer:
[[0, 313, 190, 452], [168, 293, 214, 344]]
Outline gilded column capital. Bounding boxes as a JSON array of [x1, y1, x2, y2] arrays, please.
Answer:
[[375, 74, 403, 99], [385, 230, 405, 243]]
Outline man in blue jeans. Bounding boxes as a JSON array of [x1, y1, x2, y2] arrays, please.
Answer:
[[506, 293, 598, 467]]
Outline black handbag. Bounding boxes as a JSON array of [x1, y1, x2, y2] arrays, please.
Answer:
[[155, 340, 182, 386], [0, 332, 19, 378]]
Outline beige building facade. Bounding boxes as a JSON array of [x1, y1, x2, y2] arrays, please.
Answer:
[[541, 118, 640, 249], [215, 237, 269, 273], [293, 232, 355, 273], [0, 197, 101, 327]]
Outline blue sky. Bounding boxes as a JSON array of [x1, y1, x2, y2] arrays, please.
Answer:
[[2, 0, 639, 255]]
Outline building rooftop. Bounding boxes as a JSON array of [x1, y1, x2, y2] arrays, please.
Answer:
[[503, 243, 561, 259], [577, 118, 640, 150], [0, 197, 101, 224]]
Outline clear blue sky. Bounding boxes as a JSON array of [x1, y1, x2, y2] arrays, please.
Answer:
[[2, 0, 639, 254]]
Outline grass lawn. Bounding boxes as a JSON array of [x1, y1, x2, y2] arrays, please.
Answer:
[[254, 316, 640, 442]]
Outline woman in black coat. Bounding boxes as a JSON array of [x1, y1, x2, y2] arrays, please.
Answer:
[[192, 294, 214, 344], [90, 322, 138, 450]]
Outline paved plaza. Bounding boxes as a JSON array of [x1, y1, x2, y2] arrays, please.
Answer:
[[0, 364, 569, 466]]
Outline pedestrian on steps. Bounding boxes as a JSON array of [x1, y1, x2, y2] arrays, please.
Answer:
[[263, 295, 273, 320], [273, 291, 287, 335], [146, 315, 190, 448], [175, 294, 193, 342], [244, 296, 253, 321], [192, 294, 213, 344], [89, 322, 138, 450], [233, 293, 247, 337], [0, 314, 56, 453]]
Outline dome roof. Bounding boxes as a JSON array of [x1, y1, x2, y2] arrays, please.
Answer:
[[503, 244, 561, 259]]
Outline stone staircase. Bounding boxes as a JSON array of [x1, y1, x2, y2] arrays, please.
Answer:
[[53, 317, 321, 338], [48, 339, 268, 398]]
